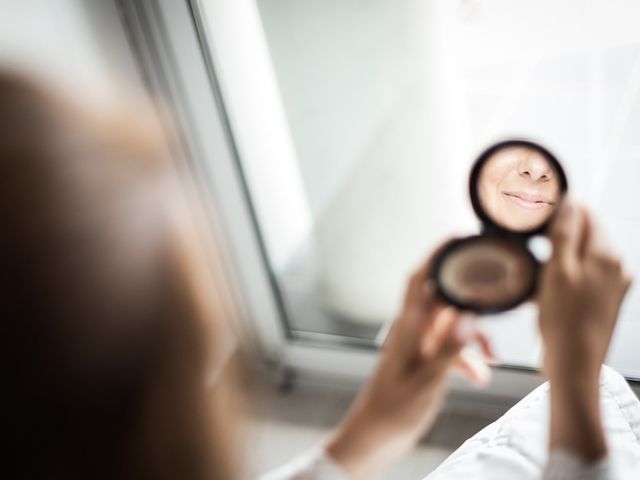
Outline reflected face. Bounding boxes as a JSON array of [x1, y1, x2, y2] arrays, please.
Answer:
[[478, 146, 561, 231]]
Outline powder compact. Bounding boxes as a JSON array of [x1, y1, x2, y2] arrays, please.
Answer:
[[431, 140, 568, 313]]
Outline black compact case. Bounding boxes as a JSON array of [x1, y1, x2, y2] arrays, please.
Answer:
[[431, 139, 568, 313]]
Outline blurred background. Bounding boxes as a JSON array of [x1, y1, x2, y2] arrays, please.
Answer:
[[2, 0, 640, 477], [202, 0, 640, 372]]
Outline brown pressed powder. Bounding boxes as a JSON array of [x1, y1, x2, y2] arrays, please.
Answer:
[[439, 237, 534, 309]]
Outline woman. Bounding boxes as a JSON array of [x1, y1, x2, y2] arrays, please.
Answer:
[[1, 71, 241, 480], [1, 71, 637, 480]]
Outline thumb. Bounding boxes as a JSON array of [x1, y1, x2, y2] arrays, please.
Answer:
[[549, 199, 586, 270], [424, 309, 473, 365]]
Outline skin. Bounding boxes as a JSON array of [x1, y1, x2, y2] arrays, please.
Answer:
[[540, 200, 632, 461], [326, 246, 496, 479], [478, 146, 561, 231], [326, 199, 631, 477]]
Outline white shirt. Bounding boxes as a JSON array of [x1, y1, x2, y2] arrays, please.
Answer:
[[259, 448, 615, 480], [260, 366, 640, 480]]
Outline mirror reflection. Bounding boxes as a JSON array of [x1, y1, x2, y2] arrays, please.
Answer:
[[477, 146, 562, 232]]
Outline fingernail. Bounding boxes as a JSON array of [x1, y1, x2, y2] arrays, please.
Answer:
[[455, 315, 475, 343], [460, 350, 493, 387], [487, 357, 500, 367], [473, 361, 492, 387]]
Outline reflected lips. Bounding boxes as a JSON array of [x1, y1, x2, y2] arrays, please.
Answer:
[[502, 191, 554, 210]]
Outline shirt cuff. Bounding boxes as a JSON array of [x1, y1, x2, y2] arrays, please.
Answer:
[[259, 447, 350, 480], [543, 450, 616, 480]]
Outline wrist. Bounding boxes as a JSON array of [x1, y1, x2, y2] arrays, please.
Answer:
[[325, 417, 381, 480], [545, 348, 602, 384], [548, 371, 607, 461], [326, 408, 414, 479]]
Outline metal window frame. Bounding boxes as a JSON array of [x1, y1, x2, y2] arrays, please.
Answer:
[[117, 0, 289, 360]]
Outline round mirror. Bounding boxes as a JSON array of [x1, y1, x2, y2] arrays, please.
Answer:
[[471, 140, 567, 234]]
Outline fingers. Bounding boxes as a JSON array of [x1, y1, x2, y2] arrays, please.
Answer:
[[423, 309, 471, 363], [393, 280, 442, 354], [582, 212, 632, 298], [419, 238, 457, 283], [401, 238, 498, 382], [456, 350, 492, 386], [583, 211, 621, 268], [404, 240, 453, 304], [403, 276, 441, 320], [420, 311, 495, 386], [454, 323, 495, 386], [473, 328, 498, 366], [401, 238, 458, 324], [390, 239, 460, 365], [549, 202, 631, 298], [549, 199, 588, 271], [582, 210, 609, 259]]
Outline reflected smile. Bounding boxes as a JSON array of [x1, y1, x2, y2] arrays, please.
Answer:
[[502, 191, 554, 210]]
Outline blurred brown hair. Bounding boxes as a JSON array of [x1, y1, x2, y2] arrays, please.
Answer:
[[0, 71, 244, 480]]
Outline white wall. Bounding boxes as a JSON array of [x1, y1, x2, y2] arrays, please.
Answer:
[[257, 0, 429, 220]]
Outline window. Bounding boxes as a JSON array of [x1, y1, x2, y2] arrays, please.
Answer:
[[195, 0, 640, 375]]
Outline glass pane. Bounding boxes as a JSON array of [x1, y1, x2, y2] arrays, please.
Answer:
[[199, 0, 640, 372]]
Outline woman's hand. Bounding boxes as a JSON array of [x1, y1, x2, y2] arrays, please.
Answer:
[[326, 243, 495, 479], [539, 200, 632, 461]]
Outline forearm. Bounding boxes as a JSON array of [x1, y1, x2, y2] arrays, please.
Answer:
[[326, 415, 392, 480], [325, 402, 419, 480], [326, 372, 446, 479]]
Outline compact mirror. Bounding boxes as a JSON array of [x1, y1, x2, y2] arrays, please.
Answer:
[[432, 140, 568, 313]]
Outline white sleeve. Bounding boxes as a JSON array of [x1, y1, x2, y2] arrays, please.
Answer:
[[542, 450, 618, 480], [258, 448, 350, 480]]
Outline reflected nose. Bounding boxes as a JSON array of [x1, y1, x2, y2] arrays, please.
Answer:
[[518, 153, 552, 182]]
